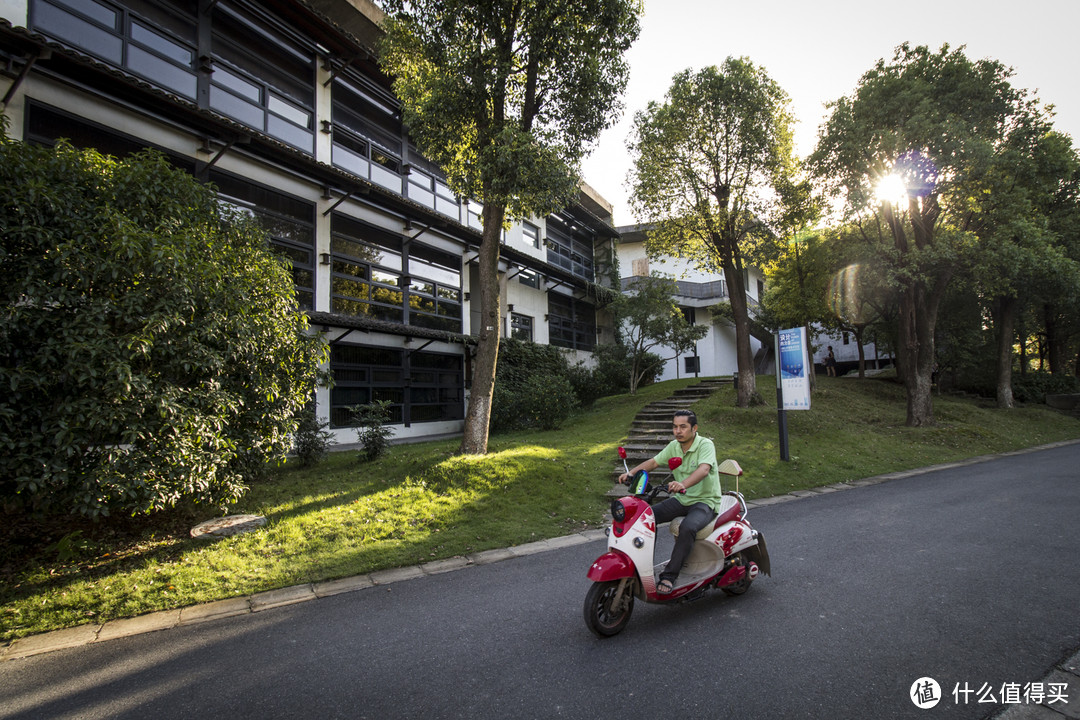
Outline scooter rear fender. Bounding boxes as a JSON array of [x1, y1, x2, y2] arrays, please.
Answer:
[[587, 549, 636, 582]]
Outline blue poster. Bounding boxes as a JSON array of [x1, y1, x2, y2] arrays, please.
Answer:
[[778, 327, 811, 410]]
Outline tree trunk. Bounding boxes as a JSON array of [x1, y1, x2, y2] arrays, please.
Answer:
[[993, 295, 1017, 409], [896, 283, 937, 426], [459, 203, 506, 455], [724, 261, 761, 407], [854, 326, 867, 378], [804, 324, 816, 392], [1044, 303, 1067, 375]]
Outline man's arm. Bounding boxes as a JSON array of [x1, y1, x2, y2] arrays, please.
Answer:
[[668, 463, 711, 493], [618, 457, 659, 484]]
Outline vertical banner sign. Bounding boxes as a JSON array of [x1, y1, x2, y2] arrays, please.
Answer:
[[778, 327, 811, 410]]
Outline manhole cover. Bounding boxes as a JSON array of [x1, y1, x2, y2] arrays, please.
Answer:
[[190, 514, 267, 539]]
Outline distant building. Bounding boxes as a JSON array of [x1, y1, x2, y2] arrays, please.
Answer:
[[616, 224, 768, 381], [0, 0, 617, 443]]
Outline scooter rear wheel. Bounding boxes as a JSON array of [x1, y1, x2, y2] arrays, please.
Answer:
[[584, 580, 635, 637]]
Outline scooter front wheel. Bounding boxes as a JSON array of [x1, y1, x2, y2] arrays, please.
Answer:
[[584, 580, 635, 637]]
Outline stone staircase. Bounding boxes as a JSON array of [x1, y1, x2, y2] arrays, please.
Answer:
[[609, 378, 732, 492]]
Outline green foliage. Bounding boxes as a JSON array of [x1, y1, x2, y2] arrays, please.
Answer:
[[0, 136, 328, 518], [350, 401, 395, 462], [628, 59, 799, 406], [378, 0, 641, 454], [1012, 372, 1080, 404], [379, 0, 641, 217], [291, 406, 336, 468], [491, 338, 580, 432]]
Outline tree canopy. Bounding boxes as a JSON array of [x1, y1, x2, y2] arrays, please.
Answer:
[[810, 44, 1036, 425], [379, 0, 641, 453], [628, 59, 798, 407], [0, 135, 327, 518]]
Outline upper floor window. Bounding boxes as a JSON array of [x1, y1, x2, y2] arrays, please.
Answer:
[[210, 4, 315, 153], [331, 74, 403, 192], [545, 220, 594, 282], [211, 170, 315, 310], [522, 222, 540, 249], [30, 0, 198, 100]]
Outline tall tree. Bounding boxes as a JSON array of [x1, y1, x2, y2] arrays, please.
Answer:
[[628, 59, 798, 407], [811, 44, 1028, 425], [971, 120, 1080, 407], [379, 0, 641, 454]]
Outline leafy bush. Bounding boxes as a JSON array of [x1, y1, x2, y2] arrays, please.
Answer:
[[350, 401, 395, 462], [1012, 371, 1080, 404], [292, 406, 336, 467], [0, 136, 328, 517]]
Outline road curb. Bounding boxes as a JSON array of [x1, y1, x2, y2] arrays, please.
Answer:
[[4, 439, 1079, 662]]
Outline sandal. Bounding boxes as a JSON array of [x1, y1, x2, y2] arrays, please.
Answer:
[[657, 578, 674, 595]]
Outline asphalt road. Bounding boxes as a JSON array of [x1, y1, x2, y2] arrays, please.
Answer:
[[2, 444, 1079, 720]]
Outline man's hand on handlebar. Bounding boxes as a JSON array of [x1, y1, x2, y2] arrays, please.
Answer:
[[667, 481, 686, 494]]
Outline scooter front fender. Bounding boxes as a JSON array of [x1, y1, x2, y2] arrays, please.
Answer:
[[587, 549, 637, 582]]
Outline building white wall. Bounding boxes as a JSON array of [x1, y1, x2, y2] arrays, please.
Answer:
[[617, 236, 764, 383]]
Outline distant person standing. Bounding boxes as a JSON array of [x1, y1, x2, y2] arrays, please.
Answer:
[[825, 346, 837, 377]]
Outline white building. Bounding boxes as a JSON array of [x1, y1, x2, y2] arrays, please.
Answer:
[[616, 225, 769, 382]]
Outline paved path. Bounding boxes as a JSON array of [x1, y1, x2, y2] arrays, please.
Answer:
[[1, 441, 1078, 719]]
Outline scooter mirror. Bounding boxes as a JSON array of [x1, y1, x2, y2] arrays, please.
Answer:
[[618, 446, 627, 460], [668, 457, 683, 471]]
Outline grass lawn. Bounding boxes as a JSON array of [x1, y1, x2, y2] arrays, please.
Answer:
[[2, 375, 1078, 642]]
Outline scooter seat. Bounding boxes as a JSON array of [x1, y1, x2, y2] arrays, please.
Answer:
[[670, 495, 740, 539]]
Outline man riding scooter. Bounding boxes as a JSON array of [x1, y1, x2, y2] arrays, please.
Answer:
[[617, 410, 723, 595]]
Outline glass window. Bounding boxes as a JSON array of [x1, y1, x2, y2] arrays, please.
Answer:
[[211, 171, 314, 310], [330, 344, 462, 427], [30, 0, 197, 99], [548, 294, 596, 351], [511, 313, 533, 342], [522, 222, 540, 249]]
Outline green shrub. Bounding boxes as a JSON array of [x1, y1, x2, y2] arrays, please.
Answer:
[[1013, 371, 1080, 403], [0, 136, 327, 518], [350, 401, 394, 462], [292, 406, 336, 467]]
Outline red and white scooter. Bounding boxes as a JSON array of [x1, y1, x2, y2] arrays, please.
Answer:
[[584, 448, 771, 637]]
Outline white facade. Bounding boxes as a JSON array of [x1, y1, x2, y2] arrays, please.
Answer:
[[616, 226, 766, 382]]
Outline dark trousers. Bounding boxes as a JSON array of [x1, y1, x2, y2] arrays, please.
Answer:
[[652, 497, 715, 583]]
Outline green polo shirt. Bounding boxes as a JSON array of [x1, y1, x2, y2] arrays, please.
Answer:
[[653, 434, 724, 513]]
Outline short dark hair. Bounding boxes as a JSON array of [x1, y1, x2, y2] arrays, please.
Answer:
[[673, 410, 697, 427]]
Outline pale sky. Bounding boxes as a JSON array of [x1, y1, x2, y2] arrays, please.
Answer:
[[580, 0, 1080, 227]]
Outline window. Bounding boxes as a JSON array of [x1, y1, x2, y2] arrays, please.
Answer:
[[522, 222, 540, 249], [545, 220, 594, 282], [680, 307, 697, 325], [209, 4, 315, 153], [211, 171, 315, 310], [329, 345, 404, 426], [518, 269, 540, 289], [332, 74, 403, 191], [511, 313, 533, 342], [330, 214, 404, 323], [548, 294, 596, 351], [330, 344, 463, 427], [330, 215, 462, 332], [408, 243, 463, 333], [30, 0, 198, 99]]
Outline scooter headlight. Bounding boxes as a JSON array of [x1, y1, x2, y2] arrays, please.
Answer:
[[610, 498, 625, 523]]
